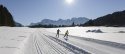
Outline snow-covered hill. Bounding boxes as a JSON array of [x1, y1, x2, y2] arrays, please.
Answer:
[[30, 17, 89, 26]]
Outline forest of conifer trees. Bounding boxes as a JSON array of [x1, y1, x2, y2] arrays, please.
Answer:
[[0, 5, 15, 27]]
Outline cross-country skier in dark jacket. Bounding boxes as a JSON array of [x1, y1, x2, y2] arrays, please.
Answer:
[[64, 30, 69, 39], [56, 29, 61, 38]]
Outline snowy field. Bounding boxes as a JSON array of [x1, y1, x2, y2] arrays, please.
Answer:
[[0, 27, 36, 54], [46, 27, 125, 44], [0, 26, 125, 54]]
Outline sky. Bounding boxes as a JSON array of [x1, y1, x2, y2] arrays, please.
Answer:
[[0, 0, 125, 25]]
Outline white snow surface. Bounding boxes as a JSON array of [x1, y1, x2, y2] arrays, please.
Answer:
[[45, 27, 125, 44], [0, 26, 125, 54], [0, 27, 35, 54]]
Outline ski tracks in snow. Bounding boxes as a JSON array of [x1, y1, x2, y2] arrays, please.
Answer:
[[31, 29, 78, 54], [41, 29, 125, 54], [30, 29, 125, 54]]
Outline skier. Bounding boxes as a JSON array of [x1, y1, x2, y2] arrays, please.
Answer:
[[64, 30, 69, 39], [56, 29, 61, 38]]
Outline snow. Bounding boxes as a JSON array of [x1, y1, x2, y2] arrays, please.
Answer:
[[0, 26, 125, 54], [45, 27, 125, 44], [0, 27, 35, 54], [46, 34, 125, 54]]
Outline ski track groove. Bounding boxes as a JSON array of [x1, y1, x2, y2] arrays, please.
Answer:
[[43, 34, 90, 54], [32, 29, 91, 54], [38, 31, 67, 54], [33, 34, 42, 54], [32, 30, 72, 54]]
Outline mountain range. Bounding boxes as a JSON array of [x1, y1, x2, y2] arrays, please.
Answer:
[[30, 17, 89, 26]]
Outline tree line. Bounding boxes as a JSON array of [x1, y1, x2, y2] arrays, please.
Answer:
[[0, 5, 15, 27], [83, 10, 125, 27]]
